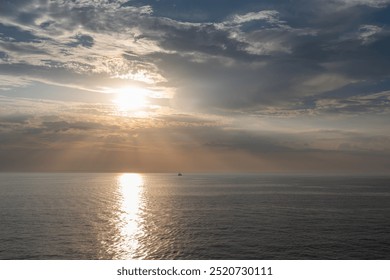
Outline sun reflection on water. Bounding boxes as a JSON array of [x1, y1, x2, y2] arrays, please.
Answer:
[[116, 173, 145, 259]]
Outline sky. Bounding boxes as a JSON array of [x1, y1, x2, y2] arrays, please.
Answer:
[[0, 0, 389, 173]]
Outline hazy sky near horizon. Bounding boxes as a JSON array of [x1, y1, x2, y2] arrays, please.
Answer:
[[0, 0, 389, 172]]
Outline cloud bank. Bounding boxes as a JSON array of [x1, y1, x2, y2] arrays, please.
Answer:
[[1, 0, 389, 172]]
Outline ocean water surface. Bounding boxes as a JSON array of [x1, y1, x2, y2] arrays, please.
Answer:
[[0, 173, 389, 259]]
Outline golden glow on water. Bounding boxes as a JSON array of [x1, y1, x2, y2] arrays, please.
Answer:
[[116, 173, 145, 259]]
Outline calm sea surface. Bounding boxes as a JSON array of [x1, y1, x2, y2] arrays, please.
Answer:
[[0, 173, 389, 260]]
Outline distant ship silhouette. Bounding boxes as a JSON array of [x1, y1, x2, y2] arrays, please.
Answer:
[[178, 173, 183, 176]]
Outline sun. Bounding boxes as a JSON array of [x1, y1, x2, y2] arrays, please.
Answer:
[[112, 87, 149, 112]]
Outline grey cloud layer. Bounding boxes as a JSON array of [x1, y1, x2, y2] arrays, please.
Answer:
[[1, 96, 389, 172]]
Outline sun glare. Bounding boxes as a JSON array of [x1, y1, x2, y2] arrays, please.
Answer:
[[113, 87, 149, 112]]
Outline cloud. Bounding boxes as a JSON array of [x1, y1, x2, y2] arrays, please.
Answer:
[[1, 1, 390, 172], [0, 22, 42, 42], [336, 0, 390, 8], [0, 0, 164, 93], [358, 24, 383, 44], [67, 34, 94, 48], [2, 0, 389, 113], [229, 10, 281, 25], [314, 91, 390, 114]]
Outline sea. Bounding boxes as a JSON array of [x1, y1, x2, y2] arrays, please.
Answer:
[[0, 173, 389, 260]]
